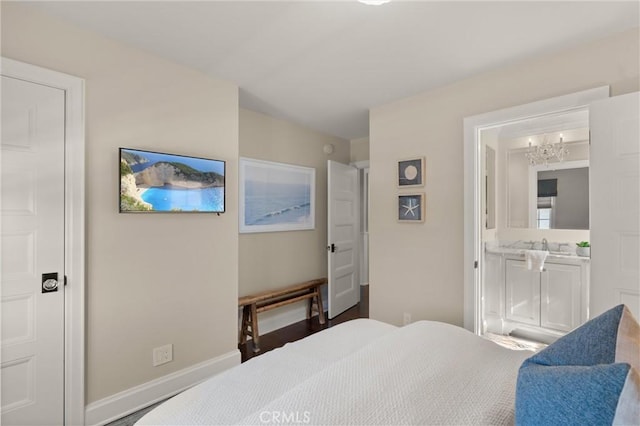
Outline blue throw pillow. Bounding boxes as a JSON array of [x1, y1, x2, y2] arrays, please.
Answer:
[[515, 304, 640, 426]]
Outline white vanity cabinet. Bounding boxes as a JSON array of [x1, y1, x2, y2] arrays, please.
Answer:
[[505, 258, 584, 332], [483, 248, 589, 339]]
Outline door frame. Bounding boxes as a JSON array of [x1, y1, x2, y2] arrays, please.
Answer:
[[351, 160, 369, 287], [2, 57, 86, 425], [462, 86, 609, 334]]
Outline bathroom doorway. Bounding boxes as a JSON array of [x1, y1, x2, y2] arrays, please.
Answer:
[[477, 112, 592, 343], [462, 87, 609, 336]]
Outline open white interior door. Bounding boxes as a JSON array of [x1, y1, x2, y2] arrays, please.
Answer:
[[590, 91, 640, 319], [327, 160, 360, 319]]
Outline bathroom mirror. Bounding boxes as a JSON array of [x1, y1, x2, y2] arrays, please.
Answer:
[[528, 163, 589, 229], [507, 139, 589, 230], [483, 109, 591, 231]]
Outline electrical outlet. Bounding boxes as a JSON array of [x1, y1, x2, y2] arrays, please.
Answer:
[[153, 344, 173, 367], [403, 312, 411, 325]]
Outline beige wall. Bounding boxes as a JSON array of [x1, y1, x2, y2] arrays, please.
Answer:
[[239, 109, 349, 323], [369, 28, 640, 327], [350, 137, 370, 163], [2, 3, 239, 403]]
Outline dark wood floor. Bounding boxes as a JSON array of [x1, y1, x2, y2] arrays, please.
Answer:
[[239, 285, 369, 362]]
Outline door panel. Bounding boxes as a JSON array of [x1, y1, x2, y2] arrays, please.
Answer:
[[328, 161, 359, 319], [1, 75, 66, 425], [590, 92, 640, 319]]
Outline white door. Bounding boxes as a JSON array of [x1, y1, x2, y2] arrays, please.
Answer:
[[1, 75, 66, 424], [590, 92, 640, 319], [327, 160, 359, 319]]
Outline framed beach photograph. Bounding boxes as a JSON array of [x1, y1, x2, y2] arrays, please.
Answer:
[[398, 157, 425, 187], [239, 158, 315, 233], [398, 193, 425, 223]]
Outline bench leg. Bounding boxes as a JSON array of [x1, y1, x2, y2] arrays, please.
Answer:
[[306, 289, 314, 320], [308, 286, 326, 325], [240, 305, 250, 345], [315, 287, 326, 325], [250, 303, 260, 352], [240, 304, 261, 353], [238, 308, 243, 344]]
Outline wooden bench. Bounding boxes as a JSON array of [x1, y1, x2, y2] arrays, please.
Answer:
[[238, 278, 327, 352]]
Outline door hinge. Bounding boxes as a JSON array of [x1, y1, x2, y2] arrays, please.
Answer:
[[474, 261, 478, 269], [64, 275, 68, 286]]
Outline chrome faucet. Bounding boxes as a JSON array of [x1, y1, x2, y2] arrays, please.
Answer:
[[542, 238, 548, 251]]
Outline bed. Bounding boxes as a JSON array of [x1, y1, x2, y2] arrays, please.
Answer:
[[137, 304, 639, 425], [137, 319, 532, 425]]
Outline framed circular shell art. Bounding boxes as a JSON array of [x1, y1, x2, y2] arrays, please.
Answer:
[[398, 157, 425, 188]]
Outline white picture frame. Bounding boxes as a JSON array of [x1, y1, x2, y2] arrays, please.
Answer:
[[239, 157, 316, 233]]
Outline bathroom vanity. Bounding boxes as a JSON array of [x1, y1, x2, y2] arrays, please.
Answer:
[[483, 245, 590, 343]]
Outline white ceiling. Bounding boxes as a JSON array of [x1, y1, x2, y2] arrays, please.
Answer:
[[27, 1, 639, 140]]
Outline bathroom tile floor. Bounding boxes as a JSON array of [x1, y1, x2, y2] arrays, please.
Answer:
[[484, 332, 548, 352]]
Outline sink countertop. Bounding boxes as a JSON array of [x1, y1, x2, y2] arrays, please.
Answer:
[[485, 246, 590, 261]]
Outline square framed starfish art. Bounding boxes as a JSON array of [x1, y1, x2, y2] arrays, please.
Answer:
[[398, 193, 425, 222]]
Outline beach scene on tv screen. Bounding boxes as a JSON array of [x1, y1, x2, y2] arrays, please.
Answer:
[[120, 148, 225, 212]]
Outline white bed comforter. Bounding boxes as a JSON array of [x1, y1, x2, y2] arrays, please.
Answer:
[[138, 319, 531, 425]]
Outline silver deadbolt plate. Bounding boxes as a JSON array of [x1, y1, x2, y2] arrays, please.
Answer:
[[42, 272, 59, 293]]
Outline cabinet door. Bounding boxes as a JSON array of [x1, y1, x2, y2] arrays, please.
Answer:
[[483, 253, 504, 318], [505, 259, 540, 326], [541, 263, 582, 332]]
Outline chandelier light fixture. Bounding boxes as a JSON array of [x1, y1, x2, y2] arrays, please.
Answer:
[[525, 134, 569, 166]]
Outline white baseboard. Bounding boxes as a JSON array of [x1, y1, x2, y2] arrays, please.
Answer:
[[249, 304, 329, 337], [238, 294, 330, 339], [85, 349, 241, 426], [258, 305, 308, 335]]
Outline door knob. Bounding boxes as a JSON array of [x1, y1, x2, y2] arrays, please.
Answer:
[[42, 272, 59, 293]]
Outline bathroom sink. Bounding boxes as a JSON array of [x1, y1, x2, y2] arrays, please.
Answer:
[[548, 251, 572, 256]]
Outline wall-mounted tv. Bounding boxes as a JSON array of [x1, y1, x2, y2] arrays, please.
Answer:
[[119, 148, 225, 213]]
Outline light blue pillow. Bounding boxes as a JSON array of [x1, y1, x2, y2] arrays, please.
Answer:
[[516, 304, 640, 425]]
